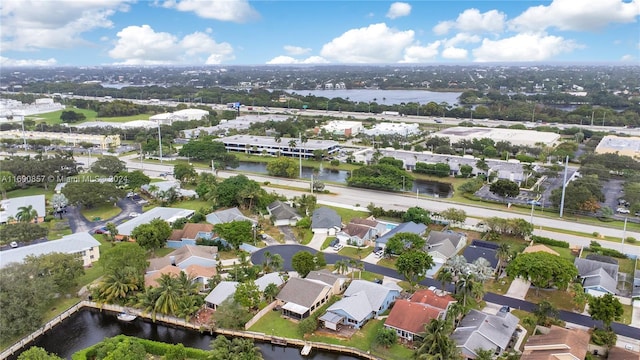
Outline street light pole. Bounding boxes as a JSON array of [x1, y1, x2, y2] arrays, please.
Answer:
[[530, 201, 535, 224], [402, 176, 405, 192], [622, 217, 628, 254], [157, 122, 163, 163], [299, 133, 302, 178]]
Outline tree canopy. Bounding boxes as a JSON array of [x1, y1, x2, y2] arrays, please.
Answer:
[[588, 293, 623, 329], [266, 157, 298, 178], [395, 251, 434, 289], [489, 179, 520, 197], [214, 220, 253, 249], [401, 206, 431, 225], [130, 218, 172, 251], [62, 182, 125, 208], [348, 164, 413, 191], [385, 232, 426, 256], [291, 251, 317, 277], [506, 252, 577, 292], [178, 139, 238, 169], [91, 155, 126, 176]]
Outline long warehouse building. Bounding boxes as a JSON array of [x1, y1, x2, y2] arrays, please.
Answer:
[[431, 127, 560, 147]]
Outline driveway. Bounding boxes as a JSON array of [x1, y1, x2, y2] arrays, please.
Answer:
[[631, 300, 640, 329], [307, 232, 327, 250], [505, 277, 531, 300], [67, 198, 142, 233], [278, 225, 298, 244]]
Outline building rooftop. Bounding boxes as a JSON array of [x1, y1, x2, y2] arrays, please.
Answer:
[[117, 207, 195, 236], [0, 194, 46, 223], [432, 126, 561, 147], [219, 134, 339, 150], [0, 232, 100, 268]]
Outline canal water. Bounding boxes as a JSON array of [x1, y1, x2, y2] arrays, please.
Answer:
[[235, 162, 452, 198], [7, 308, 360, 360]]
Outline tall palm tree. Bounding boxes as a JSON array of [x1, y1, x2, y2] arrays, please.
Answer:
[[269, 254, 284, 272], [262, 251, 273, 273], [154, 274, 181, 315], [436, 268, 453, 292], [175, 295, 203, 322], [495, 243, 511, 278], [334, 260, 349, 275], [455, 273, 484, 308], [16, 205, 38, 223], [264, 283, 279, 302], [98, 268, 140, 303], [415, 318, 459, 360]]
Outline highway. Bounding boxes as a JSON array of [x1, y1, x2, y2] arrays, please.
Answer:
[[250, 245, 640, 340], [111, 154, 640, 256]]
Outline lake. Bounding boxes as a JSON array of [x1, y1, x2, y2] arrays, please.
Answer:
[[284, 89, 461, 106], [7, 308, 360, 360], [233, 162, 452, 198]]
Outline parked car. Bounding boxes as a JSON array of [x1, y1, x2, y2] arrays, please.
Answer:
[[333, 243, 344, 251], [374, 250, 384, 259], [617, 208, 630, 214], [527, 200, 542, 206], [373, 278, 383, 284], [129, 212, 140, 218], [329, 238, 339, 247], [92, 226, 108, 234], [499, 305, 511, 313], [10, 241, 18, 248]]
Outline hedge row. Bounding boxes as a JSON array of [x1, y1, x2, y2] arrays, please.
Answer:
[[72, 334, 211, 360], [531, 235, 570, 248]]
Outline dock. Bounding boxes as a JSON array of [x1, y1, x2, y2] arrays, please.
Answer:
[[270, 336, 287, 346], [301, 344, 312, 356]]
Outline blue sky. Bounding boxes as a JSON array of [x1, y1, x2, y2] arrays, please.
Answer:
[[1, 0, 639, 66]]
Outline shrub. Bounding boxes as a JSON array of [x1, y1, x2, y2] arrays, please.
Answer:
[[44, 215, 54, 222], [625, 237, 637, 244], [531, 235, 569, 248], [590, 328, 617, 347], [592, 232, 600, 238], [299, 316, 318, 335], [375, 327, 398, 348]]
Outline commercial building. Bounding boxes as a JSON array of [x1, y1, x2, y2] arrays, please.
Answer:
[[217, 135, 340, 159], [431, 127, 560, 148], [317, 120, 363, 137], [0, 130, 121, 149], [149, 108, 209, 125], [362, 122, 421, 136], [182, 114, 289, 139], [594, 135, 640, 159]]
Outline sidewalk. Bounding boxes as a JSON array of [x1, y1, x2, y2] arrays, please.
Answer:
[[631, 299, 640, 329]]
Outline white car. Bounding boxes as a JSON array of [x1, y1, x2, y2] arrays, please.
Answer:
[[129, 212, 140, 218], [617, 208, 630, 214], [374, 251, 384, 259], [333, 244, 344, 251], [9, 241, 18, 248]]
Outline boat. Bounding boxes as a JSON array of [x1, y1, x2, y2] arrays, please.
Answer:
[[117, 310, 137, 322]]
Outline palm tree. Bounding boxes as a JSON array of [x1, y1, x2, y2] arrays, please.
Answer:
[[455, 273, 484, 308], [348, 259, 360, 279], [154, 274, 181, 315], [137, 286, 161, 321], [269, 254, 284, 272], [264, 283, 279, 302], [334, 259, 349, 275], [436, 268, 453, 292], [98, 268, 140, 303], [175, 295, 202, 322], [495, 243, 511, 278], [415, 318, 459, 360], [16, 205, 38, 223], [262, 251, 273, 273]]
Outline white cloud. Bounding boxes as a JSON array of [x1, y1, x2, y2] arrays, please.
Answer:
[[442, 47, 468, 60], [162, 0, 259, 23], [266, 56, 329, 64], [443, 33, 481, 47], [108, 25, 234, 65], [472, 33, 580, 62], [621, 54, 635, 61], [283, 45, 311, 56], [434, 8, 506, 35], [386, 2, 411, 19], [1, 0, 132, 51], [0, 56, 57, 66], [510, 0, 640, 32], [320, 23, 415, 63], [401, 41, 440, 62]]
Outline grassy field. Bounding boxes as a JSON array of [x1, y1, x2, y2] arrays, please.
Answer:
[[338, 246, 373, 259], [484, 278, 513, 295], [323, 205, 369, 223], [81, 204, 122, 222], [171, 199, 211, 212], [6, 187, 53, 201], [28, 109, 156, 125], [525, 288, 579, 312]]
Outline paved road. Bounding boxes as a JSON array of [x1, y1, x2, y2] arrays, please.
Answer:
[[67, 198, 142, 233], [251, 244, 640, 340]]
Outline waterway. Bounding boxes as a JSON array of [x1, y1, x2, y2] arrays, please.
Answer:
[[7, 308, 359, 360], [234, 162, 452, 198], [284, 89, 462, 106]]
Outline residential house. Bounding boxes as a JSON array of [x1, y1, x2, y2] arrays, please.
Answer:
[[461, 240, 499, 269], [276, 277, 332, 320], [311, 207, 342, 235], [117, 207, 195, 237], [255, 272, 285, 292], [147, 245, 218, 272], [167, 223, 215, 248], [375, 221, 427, 250], [607, 346, 640, 360], [384, 288, 457, 342], [144, 264, 216, 290], [204, 281, 239, 309], [0, 194, 46, 224], [267, 200, 302, 226], [451, 309, 520, 359], [634, 270, 640, 297], [0, 232, 100, 268], [140, 180, 198, 200], [319, 280, 400, 330], [574, 257, 619, 296], [521, 326, 590, 360], [205, 207, 257, 226], [336, 218, 387, 247], [522, 244, 560, 256], [306, 269, 348, 294], [426, 230, 467, 264]]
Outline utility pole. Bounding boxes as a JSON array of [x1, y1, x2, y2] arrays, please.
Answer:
[[299, 133, 302, 178], [622, 217, 627, 254], [310, 174, 314, 194], [158, 122, 163, 163], [591, 110, 594, 126], [559, 156, 569, 217]]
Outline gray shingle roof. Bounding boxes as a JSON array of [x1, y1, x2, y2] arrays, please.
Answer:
[[276, 277, 330, 308], [452, 309, 519, 357], [117, 207, 195, 236], [582, 268, 617, 294], [427, 230, 465, 248], [311, 207, 342, 229], [327, 291, 373, 322], [0, 194, 46, 223], [462, 246, 498, 268], [376, 221, 427, 245], [343, 280, 399, 312], [206, 207, 257, 225], [575, 258, 619, 279], [255, 272, 285, 292], [306, 270, 346, 287], [267, 200, 301, 221]]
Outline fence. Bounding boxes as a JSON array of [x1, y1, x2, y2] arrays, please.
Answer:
[[244, 301, 278, 330]]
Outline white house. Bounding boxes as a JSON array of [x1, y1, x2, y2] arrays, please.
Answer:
[[0, 232, 101, 268]]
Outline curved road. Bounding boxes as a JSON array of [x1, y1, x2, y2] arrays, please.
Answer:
[[251, 244, 640, 340]]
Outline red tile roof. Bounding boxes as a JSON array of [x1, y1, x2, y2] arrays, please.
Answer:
[[410, 289, 456, 310], [385, 300, 443, 335]]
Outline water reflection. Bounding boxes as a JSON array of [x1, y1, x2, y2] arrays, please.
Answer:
[[8, 309, 358, 360], [233, 161, 452, 197]]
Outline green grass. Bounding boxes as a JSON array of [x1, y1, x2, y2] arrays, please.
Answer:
[[321, 236, 336, 250], [338, 246, 373, 259], [376, 257, 396, 269], [171, 199, 211, 212], [548, 245, 578, 261], [249, 311, 303, 338], [80, 204, 122, 222], [484, 278, 513, 295], [620, 304, 633, 325], [323, 205, 369, 224], [28, 109, 156, 125], [6, 187, 53, 201], [525, 288, 577, 312]]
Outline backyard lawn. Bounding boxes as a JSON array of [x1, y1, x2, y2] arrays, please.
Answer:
[[171, 199, 211, 212], [338, 246, 373, 259], [81, 204, 122, 222], [484, 278, 513, 295], [525, 288, 580, 313], [323, 205, 369, 224]]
